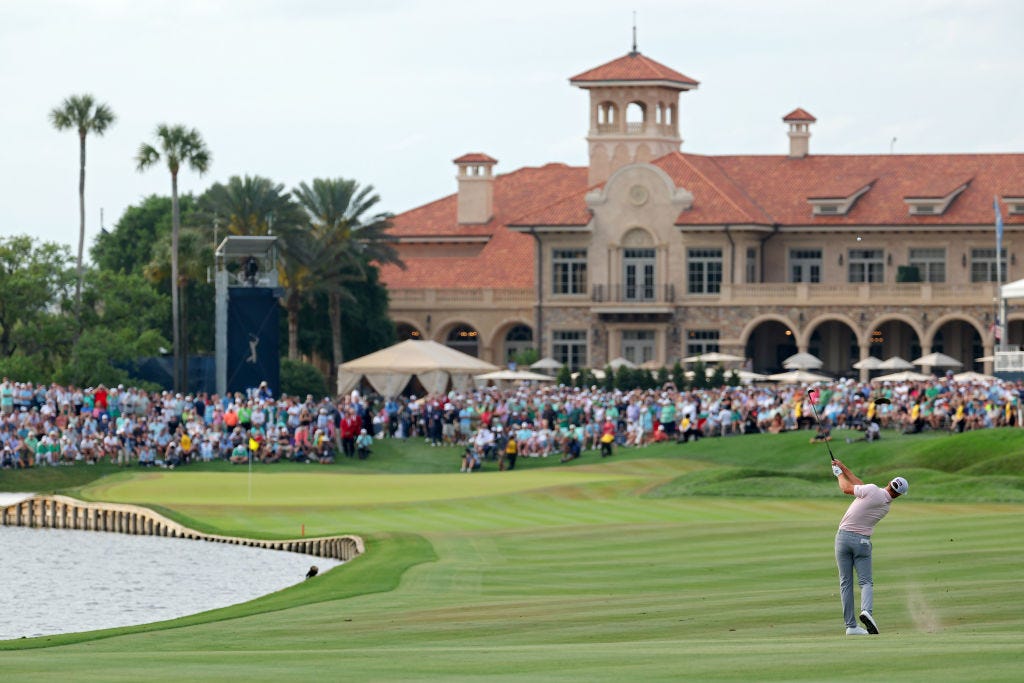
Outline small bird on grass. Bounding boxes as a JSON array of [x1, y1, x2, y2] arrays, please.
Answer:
[[305, 565, 319, 579]]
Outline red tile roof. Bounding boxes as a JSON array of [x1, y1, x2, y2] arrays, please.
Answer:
[[806, 175, 876, 200], [902, 176, 972, 199], [380, 163, 589, 289], [453, 153, 497, 164], [570, 52, 699, 88], [783, 108, 817, 122], [685, 154, 1024, 227], [381, 152, 1024, 292]]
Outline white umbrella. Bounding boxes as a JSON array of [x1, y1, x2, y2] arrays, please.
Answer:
[[607, 356, 637, 370], [530, 357, 563, 371], [767, 369, 832, 384], [681, 351, 745, 363], [975, 355, 995, 363], [852, 356, 884, 370], [871, 370, 933, 383], [684, 368, 769, 384], [912, 352, 963, 369], [475, 369, 556, 382], [570, 369, 606, 381], [951, 370, 996, 383], [782, 352, 824, 370], [735, 369, 771, 384], [878, 356, 915, 370]]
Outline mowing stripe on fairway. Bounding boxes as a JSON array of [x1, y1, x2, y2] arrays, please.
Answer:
[[79, 470, 645, 507]]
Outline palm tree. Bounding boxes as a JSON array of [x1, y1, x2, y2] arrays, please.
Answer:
[[49, 94, 116, 314], [144, 227, 214, 389], [136, 124, 211, 392], [293, 178, 404, 370]]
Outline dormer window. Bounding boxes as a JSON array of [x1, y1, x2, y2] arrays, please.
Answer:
[[807, 181, 873, 217], [904, 179, 970, 216], [1004, 197, 1024, 215]]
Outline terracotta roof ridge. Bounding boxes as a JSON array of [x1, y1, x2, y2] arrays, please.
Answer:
[[506, 181, 595, 226], [663, 152, 774, 224]]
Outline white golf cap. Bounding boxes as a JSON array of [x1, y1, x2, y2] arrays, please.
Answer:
[[890, 476, 909, 496]]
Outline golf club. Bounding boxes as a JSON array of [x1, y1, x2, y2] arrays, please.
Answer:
[[806, 388, 836, 462]]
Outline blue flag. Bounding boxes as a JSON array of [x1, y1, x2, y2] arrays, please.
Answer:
[[995, 195, 1004, 246]]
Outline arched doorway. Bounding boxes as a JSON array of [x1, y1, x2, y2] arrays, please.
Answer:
[[807, 320, 858, 377], [930, 319, 982, 371], [395, 323, 422, 341], [745, 320, 797, 373], [446, 324, 480, 357], [504, 324, 534, 364], [867, 319, 921, 361]]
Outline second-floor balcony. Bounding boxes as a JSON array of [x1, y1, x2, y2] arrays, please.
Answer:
[[718, 281, 1000, 305], [591, 283, 676, 304]]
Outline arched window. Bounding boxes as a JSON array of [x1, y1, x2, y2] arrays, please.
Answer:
[[621, 228, 656, 302], [446, 324, 480, 357], [626, 102, 646, 134], [504, 325, 533, 363], [598, 102, 618, 131]]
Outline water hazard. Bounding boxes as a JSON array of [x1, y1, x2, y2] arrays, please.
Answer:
[[0, 526, 342, 641]]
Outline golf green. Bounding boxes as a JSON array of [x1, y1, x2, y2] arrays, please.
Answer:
[[2, 430, 1022, 681]]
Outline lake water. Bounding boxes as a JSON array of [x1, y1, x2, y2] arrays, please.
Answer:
[[0, 526, 342, 641]]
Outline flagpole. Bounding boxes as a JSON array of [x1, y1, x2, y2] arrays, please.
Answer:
[[995, 196, 1006, 353]]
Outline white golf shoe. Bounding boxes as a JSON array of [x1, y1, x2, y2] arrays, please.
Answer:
[[845, 626, 869, 635], [859, 610, 879, 634]]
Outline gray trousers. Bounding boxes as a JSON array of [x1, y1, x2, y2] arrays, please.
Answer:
[[835, 530, 874, 628]]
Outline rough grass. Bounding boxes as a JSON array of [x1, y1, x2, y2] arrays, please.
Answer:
[[2, 427, 1023, 681]]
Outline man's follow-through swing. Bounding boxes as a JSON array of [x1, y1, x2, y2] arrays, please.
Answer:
[[808, 388, 908, 635]]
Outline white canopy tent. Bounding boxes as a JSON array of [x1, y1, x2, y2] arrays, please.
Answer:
[[337, 340, 499, 397], [1000, 277, 1024, 301]]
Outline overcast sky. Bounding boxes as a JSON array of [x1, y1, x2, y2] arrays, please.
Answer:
[[3, 0, 1022, 253]]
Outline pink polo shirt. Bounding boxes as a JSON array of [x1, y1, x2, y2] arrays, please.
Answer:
[[838, 483, 892, 536]]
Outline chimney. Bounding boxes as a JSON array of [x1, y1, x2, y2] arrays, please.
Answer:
[[454, 153, 497, 224], [783, 108, 816, 158]]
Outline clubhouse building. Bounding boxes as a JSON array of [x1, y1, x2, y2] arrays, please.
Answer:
[[377, 48, 1024, 378]]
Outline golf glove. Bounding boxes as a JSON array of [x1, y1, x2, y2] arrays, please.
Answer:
[[832, 465, 843, 477]]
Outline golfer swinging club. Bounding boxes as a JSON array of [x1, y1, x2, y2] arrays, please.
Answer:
[[831, 458, 909, 635]]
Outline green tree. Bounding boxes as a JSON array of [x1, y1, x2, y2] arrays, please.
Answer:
[[670, 361, 686, 389], [136, 124, 212, 392], [292, 177, 403, 370], [57, 271, 169, 387], [556, 364, 572, 386], [91, 194, 198, 275], [144, 226, 215, 382], [280, 358, 329, 399], [0, 236, 75, 359], [691, 359, 708, 389], [49, 93, 116, 313], [511, 348, 540, 367]]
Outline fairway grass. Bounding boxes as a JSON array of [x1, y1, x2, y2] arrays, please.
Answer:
[[2, 429, 1023, 681]]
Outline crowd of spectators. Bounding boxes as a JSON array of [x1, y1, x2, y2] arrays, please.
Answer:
[[1, 372, 1021, 472]]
